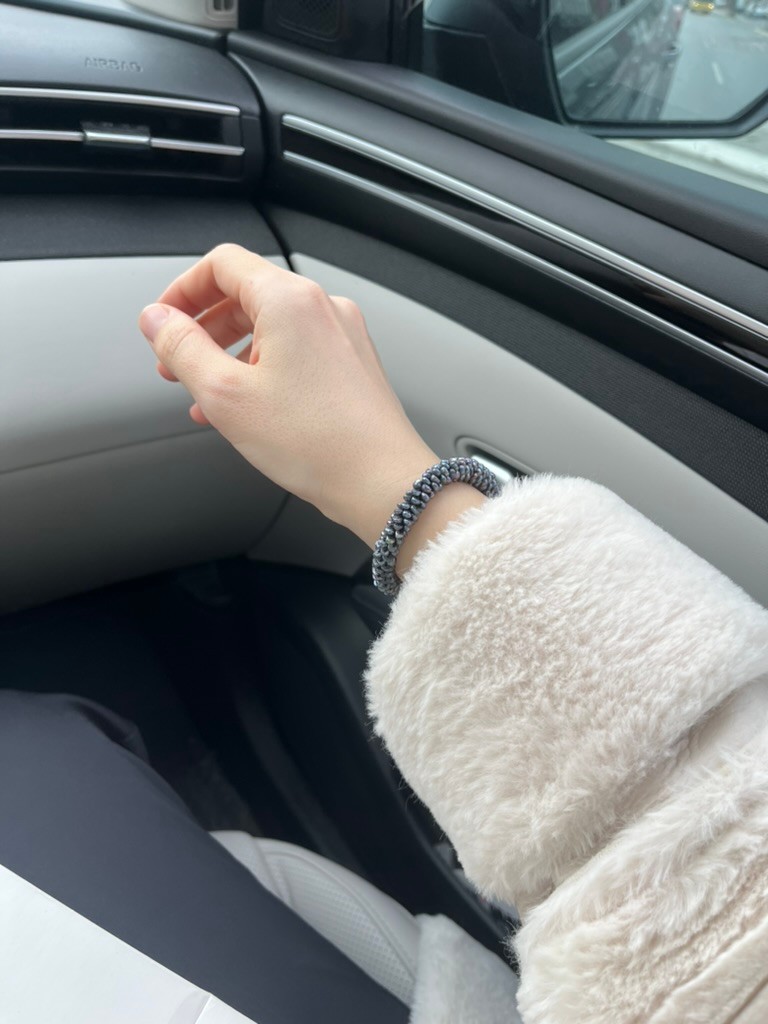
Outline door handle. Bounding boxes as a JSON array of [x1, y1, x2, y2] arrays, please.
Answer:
[[469, 452, 519, 486], [457, 439, 534, 484]]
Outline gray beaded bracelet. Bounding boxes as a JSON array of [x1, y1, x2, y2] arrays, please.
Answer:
[[372, 456, 502, 597]]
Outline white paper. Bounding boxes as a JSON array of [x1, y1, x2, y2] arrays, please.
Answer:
[[0, 864, 256, 1024]]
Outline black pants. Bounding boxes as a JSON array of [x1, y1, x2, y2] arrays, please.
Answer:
[[0, 690, 408, 1024]]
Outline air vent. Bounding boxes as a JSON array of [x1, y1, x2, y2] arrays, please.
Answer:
[[0, 87, 246, 184]]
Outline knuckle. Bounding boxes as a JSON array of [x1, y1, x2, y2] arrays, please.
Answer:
[[204, 368, 243, 404], [265, 277, 333, 327], [293, 278, 330, 312], [336, 296, 364, 324]]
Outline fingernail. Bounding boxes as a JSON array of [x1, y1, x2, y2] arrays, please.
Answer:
[[139, 304, 171, 343]]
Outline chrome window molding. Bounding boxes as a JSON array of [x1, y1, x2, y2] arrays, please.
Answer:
[[282, 115, 768, 380], [283, 148, 768, 387], [0, 86, 240, 117]]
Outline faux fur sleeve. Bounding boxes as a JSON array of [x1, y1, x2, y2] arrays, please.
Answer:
[[364, 476, 768, 1023]]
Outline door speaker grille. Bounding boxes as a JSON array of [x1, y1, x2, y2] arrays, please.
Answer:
[[270, 0, 342, 40]]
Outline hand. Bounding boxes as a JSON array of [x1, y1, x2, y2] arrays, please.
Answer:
[[139, 244, 486, 576]]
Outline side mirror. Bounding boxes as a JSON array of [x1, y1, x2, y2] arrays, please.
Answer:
[[551, 0, 768, 130], [552, 0, 685, 123], [421, 0, 768, 135]]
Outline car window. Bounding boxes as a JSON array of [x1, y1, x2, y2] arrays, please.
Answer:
[[415, 0, 768, 195]]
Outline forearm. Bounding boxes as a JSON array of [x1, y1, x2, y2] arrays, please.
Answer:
[[364, 475, 768, 1020], [366, 474, 768, 900]]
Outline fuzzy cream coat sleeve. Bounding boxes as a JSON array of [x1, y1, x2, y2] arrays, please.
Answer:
[[364, 476, 768, 1024]]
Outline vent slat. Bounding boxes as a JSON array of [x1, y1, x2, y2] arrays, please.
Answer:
[[0, 87, 244, 183], [0, 129, 82, 143], [0, 87, 239, 117]]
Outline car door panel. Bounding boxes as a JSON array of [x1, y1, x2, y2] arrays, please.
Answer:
[[1, 1, 763, 548], [229, 32, 768, 268], [292, 254, 768, 606], [268, 206, 768, 521], [232, 55, 768, 430], [242, 59, 768, 321]]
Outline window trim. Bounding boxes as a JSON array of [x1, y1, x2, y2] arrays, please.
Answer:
[[229, 35, 768, 271], [282, 114, 768, 385]]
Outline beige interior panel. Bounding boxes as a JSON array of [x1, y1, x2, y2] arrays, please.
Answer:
[[0, 431, 285, 613], [0, 254, 283, 473], [4, 252, 765, 609], [0, 255, 286, 611]]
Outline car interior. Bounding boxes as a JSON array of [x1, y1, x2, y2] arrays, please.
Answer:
[[1, 0, 767, 1001]]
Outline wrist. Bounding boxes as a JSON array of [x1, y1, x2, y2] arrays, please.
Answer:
[[322, 443, 494, 582], [370, 456, 501, 596], [394, 483, 487, 581], [330, 443, 441, 548]]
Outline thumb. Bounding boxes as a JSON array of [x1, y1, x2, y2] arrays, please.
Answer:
[[139, 304, 245, 402]]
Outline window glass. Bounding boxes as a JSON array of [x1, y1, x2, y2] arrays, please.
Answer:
[[416, 0, 768, 193], [551, 0, 768, 123]]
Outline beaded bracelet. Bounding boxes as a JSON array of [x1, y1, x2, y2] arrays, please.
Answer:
[[371, 456, 502, 597]]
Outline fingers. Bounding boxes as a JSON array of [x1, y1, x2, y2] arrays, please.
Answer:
[[157, 360, 177, 382], [188, 402, 209, 426], [138, 304, 246, 402], [198, 296, 253, 348], [328, 295, 364, 336], [155, 298, 254, 382], [185, 336, 255, 427], [157, 244, 289, 323]]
